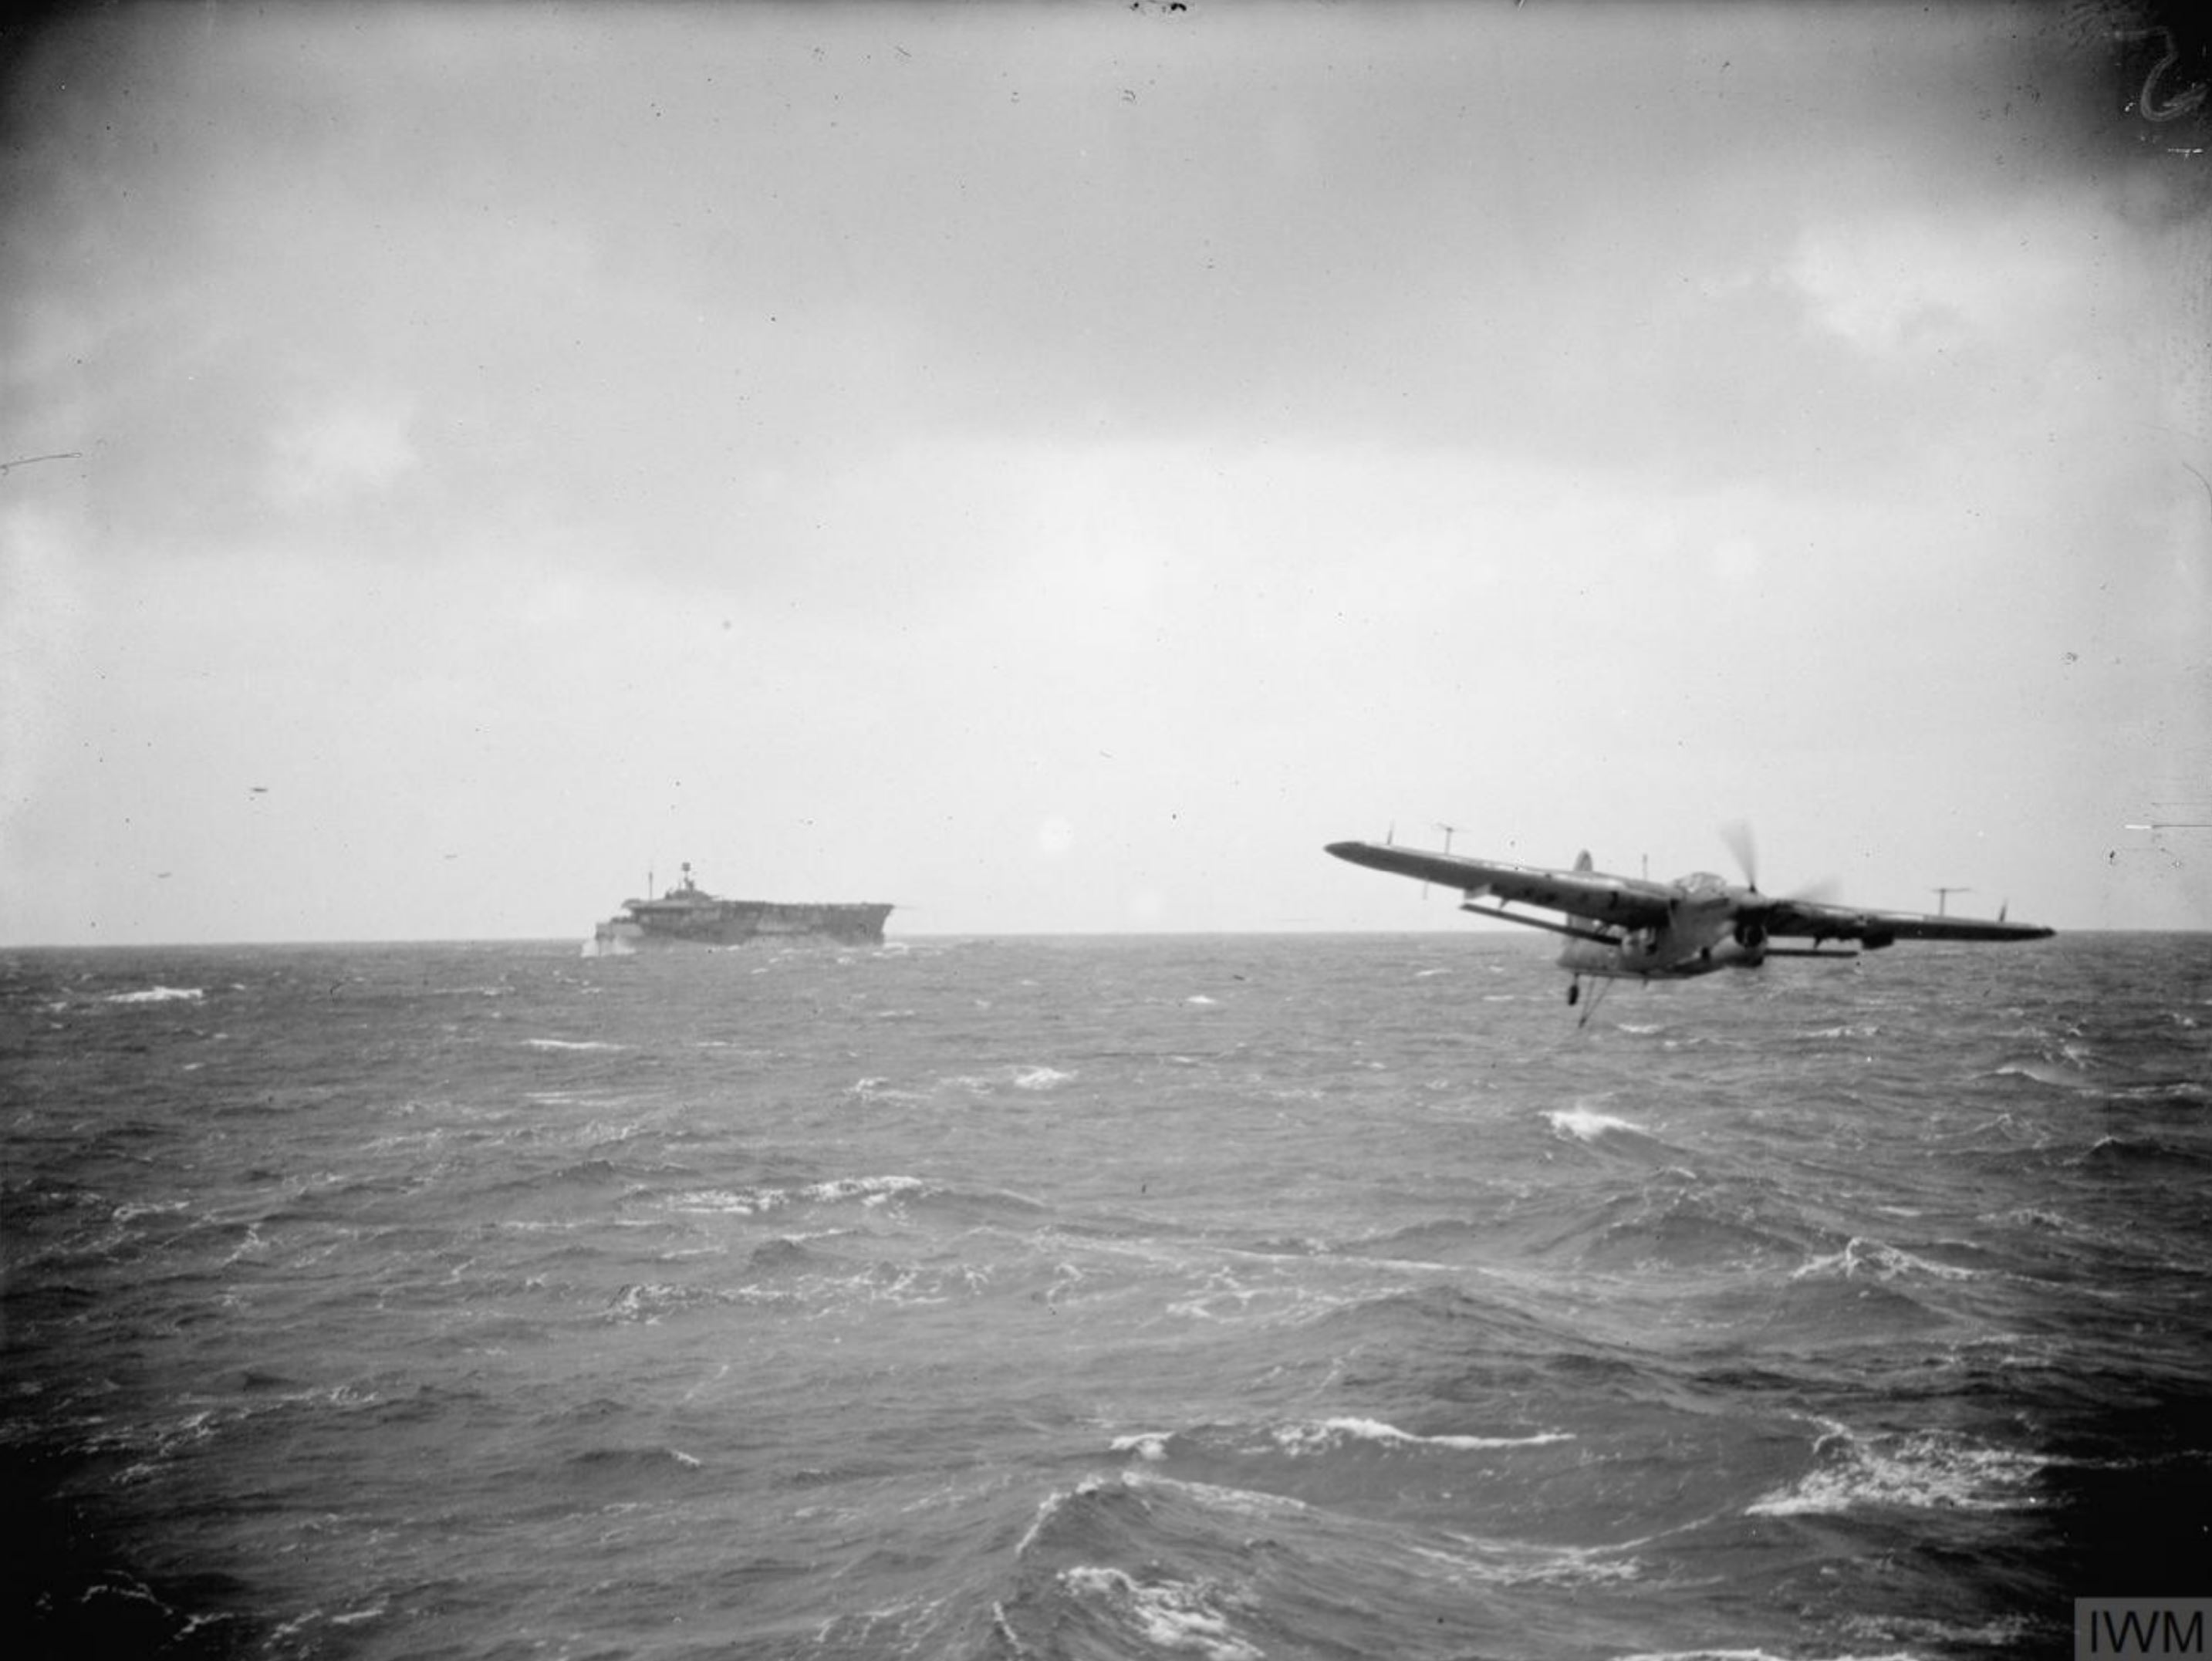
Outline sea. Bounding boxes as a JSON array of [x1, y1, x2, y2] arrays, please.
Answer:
[[3, 931, 2207, 1661]]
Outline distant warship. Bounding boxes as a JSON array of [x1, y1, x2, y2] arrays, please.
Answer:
[[587, 863, 893, 954]]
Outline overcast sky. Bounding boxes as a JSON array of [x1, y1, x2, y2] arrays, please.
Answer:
[[2, 1, 2207, 944]]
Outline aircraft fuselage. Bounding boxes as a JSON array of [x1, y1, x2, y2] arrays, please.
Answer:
[[1554, 871, 1757, 980]]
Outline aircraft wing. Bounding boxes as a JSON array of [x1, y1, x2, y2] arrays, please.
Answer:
[[1754, 896, 2055, 946], [1325, 841, 1677, 930]]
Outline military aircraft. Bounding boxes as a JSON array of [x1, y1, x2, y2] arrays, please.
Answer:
[[1325, 832, 2053, 1015]]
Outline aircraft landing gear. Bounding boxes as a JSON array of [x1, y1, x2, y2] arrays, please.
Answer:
[[1573, 974, 1616, 1031]]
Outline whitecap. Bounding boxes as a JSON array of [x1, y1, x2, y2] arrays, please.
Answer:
[[1269, 1417, 1571, 1455], [803, 1174, 927, 1206], [668, 1175, 927, 1216], [106, 985, 203, 1004], [1407, 1535, 1643, 1588], [1747, 1421, 2046, 1516], [850, 1078, 930, 1103], [1058, 1566, 1262, 1661], [1123, 1467, 1313, 1519], [666, 1188, 771, 1214], [1546, 1106, 1646, 1142], [1987, 1059, 2093, 1092], [1014, 1474, 1115, 1557], [113, 1200, 191, 1224], [1790, 1237, 1978, 1282], [524, 1038, 624, 1052]]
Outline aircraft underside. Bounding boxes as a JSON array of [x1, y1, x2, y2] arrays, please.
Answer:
[[1558, 936, 1760, 980], [1553, 927, 1866, 1026]]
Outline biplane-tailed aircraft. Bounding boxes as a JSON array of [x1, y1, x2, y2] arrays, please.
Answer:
[[1326, 834, 2053, 1011]]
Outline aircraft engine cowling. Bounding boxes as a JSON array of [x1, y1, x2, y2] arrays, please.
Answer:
[[1733, 917, 1768, 950]]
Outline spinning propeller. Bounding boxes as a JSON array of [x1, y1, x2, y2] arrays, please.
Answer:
[[1721, 820, 1762, 894], [1720, 821, 1835, 947]]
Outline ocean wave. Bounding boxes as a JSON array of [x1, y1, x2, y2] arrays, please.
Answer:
[[744, 1236, 822, 1271], [665, 1174, 930, 1216], [105, 985, 204, 1004], [2082, 1133, 2212, 1170], [112, 1198, 192, 1224], [1059, 1565, 1262, 1661], [1405, 1534, 1645, 1588], [1791, 1237, 1982, 1282], [1015, 1473, 1118, 1557], [1162, 1270, 1369, 1327], [1126, 1467, 1317, 1520], [849, 1076, 932, 1103], [807, 1173, 933, 1206], [523, 1038, 625, 1052], [604, 1281, 712, 1322], [1265, 1417, 1572, 1457], [1546, 1106, 1651, 1142], [1988, 1062, 2089, 1090], [2107, 1079, 2211, 1105], [551, 1442, 710, 1497], [13, 932, 2205, 1659], [1575, 1200, 1808, 1273], [1107, 1420, 1570, 1465], [1111, 1431, 1174, 1462], [1747, 1420, 2047, 1516], [933, 1064, 1078, 1096]]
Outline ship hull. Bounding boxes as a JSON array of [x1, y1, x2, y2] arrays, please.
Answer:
[[589, 900, 892, 954]]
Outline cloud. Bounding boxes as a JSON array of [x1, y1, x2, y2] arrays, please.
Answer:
[[263, 398, 419, 508], [1, 3, 2202, 938], [1782, 198, 2110, 360], [0, 507, 86, 837]]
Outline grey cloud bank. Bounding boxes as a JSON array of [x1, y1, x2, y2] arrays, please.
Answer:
[[2, 2, 2206, 943]]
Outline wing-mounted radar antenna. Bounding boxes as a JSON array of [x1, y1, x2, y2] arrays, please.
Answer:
[[1426, 822, 1464, 898], [1931, 886, 1972, 916]]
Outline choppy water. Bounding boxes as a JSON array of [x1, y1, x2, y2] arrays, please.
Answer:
[[4, 932, 2207, 1659]]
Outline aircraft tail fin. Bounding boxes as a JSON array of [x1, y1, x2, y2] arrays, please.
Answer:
[[1574, 850, 1594, 873]]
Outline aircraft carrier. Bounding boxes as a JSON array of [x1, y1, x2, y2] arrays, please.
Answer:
[[587, 863, 893, 954]]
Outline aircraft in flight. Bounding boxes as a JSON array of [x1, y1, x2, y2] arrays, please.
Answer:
[[1325, 832, 2053, 1017]]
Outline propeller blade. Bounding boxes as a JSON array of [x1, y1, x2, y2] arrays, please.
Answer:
[[1720, 821, 1759, 892], [1727, 823, 1840, 906]]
